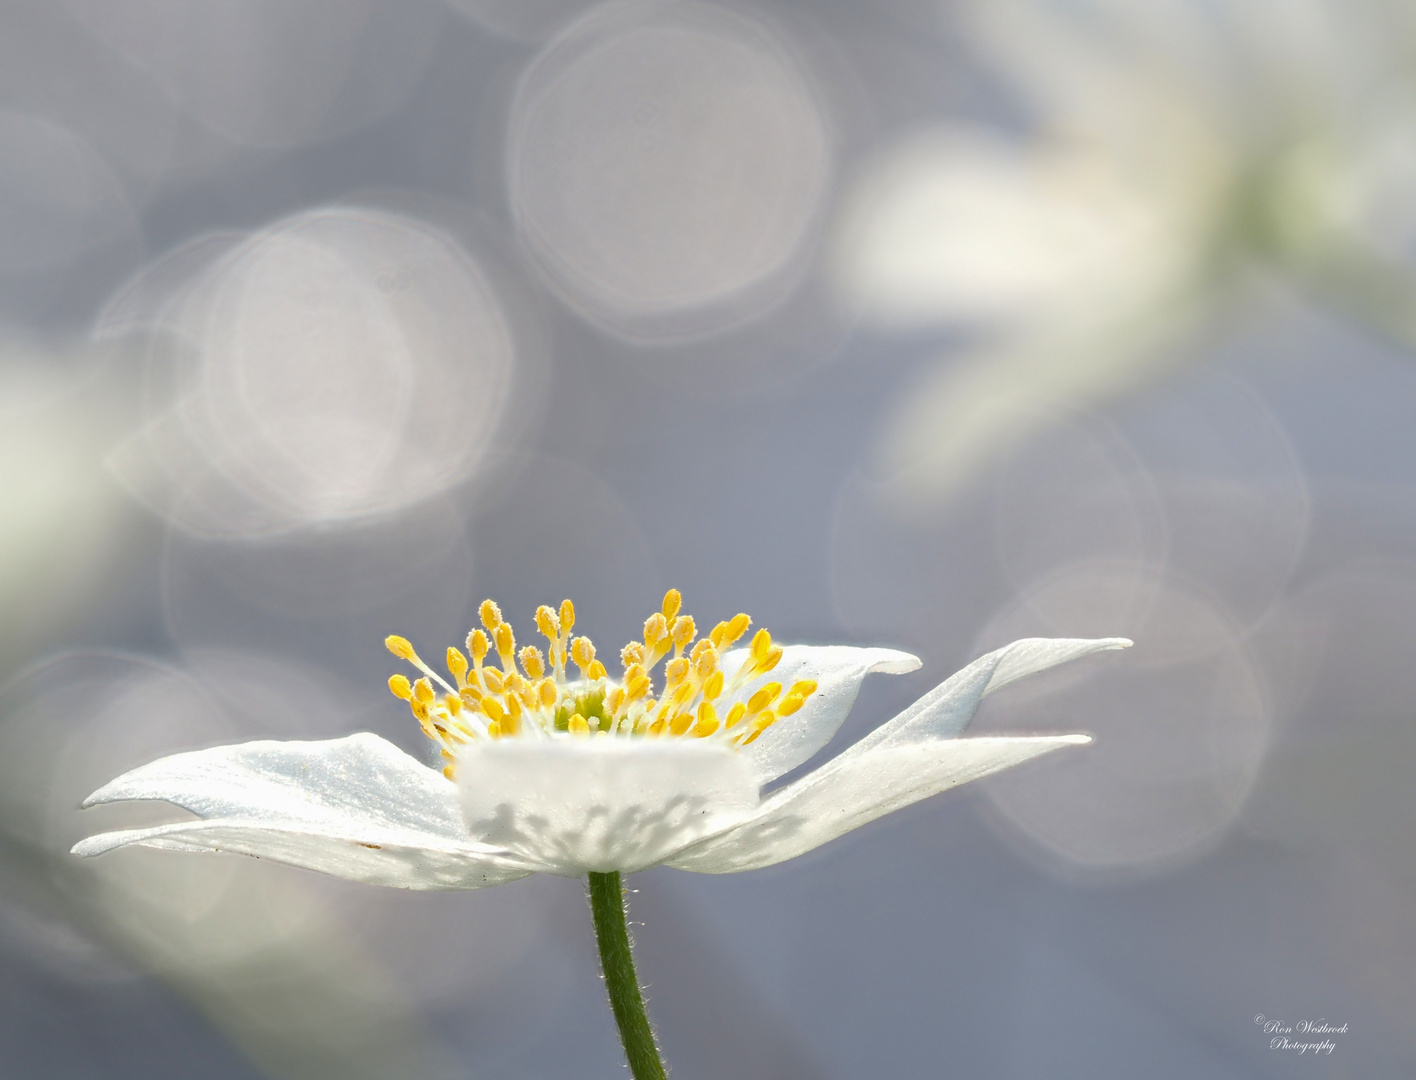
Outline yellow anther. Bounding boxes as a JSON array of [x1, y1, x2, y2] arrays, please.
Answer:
[[724, 701, 747, 729], [702, 670, 724, 700], [621, 641, 645, 669], [385, 635, 417, 662], [482, 668, 504, 694], [486, 721, 501, 739], [479, 599, 502, 630], [446, 647, 469, 685], [777, 693, 806, 717], [568, 713, 589, 735], [521, 646, 545, 680], [760, 646, 783, 673], [627, 674, 651, 701], [503, 672, 525, 694], [467, 629, 489, 664], [672, 615, 696, 651], [690, 638, 715, 670], [460, 685, 483, 705], [559, 599, 575, 633], [748, 682, 782, 713], [537, 678, 558, 707], [723, 613, 751, 647], [664, 656, 689, 686], [750, 628, 773, 662], [412, 677, 435, 704], [411, 699, 430, 721], [443, 764, 456, 779], [647, 717, 669, 737], [587, 659, 608, 681], [741, 711, 776, 745], [669, 710, 694, 736], [536, 605, 560, 640], [788, 679, 818, 698], [494, 622, 515, 666], [644, 612, 668, 649], [606, 686, 626, 716], [443, 693, 462, 715], [671, 681, 696, 708], [571, 636, 596, 671], [662, 589, 682, 620], [387, 674, 413, 700], [482, 697, 505, 724], [694, 701, 719, 737]]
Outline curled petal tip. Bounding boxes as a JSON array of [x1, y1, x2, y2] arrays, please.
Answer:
[[1062, 733, 1093, 745], [1110, 638, 1134, 650], [876, 650, 922, 674]]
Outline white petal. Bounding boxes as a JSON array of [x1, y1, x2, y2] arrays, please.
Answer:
[[457, 738, 759, 876], [716, 644, 920, 784], [669, 637, 1126, 872], [855, 637, 1131, 750], [74, 733, 529, 889], [668, 735, 1088, 873], [72, 818, 532, 891]]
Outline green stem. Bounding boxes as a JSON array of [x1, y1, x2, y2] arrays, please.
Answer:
[[586, 871, 668, 1080]]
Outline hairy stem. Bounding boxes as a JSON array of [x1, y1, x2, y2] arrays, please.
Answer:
[[586, 871, 668, 1080]]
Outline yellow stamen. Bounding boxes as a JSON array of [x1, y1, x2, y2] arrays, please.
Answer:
[[385, 635, 418, 662], [479, 599, 502, 630], [669, 710, 694, 736], [661, 589, 682, 620], [446, 647, 469, 687], [748, 682, 782, 714], [494, 622, 516, 668], [571, 636, 597, 673], [672, 614, 696, 652], [750, 628, 772, 663], [694, 701, 719, 737], [702, 669, 724, 700], [536, 605, 560, 640], [386, 591, 801, 754], [537, 678, 558, 708], [467, 629, 489, 665]]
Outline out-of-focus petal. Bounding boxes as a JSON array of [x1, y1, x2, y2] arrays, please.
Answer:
[[834, 127, 1163, 328], [716, 644, 920, 784], [458, 738, 759, 876], [875, 310, 1201, 502], [71, 817, 532, 891], [667, 735, 1089, 873]]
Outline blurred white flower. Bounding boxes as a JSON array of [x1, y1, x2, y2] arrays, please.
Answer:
[[835, 0, 1416, 499], [74, 590, 1127, 885]]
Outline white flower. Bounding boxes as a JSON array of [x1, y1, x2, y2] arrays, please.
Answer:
[[835, 0, 1416, 499], [73, 591, 1128, 887]]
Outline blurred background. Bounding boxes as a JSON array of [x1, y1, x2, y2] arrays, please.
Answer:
[[1, 0, 1414, 1076]]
